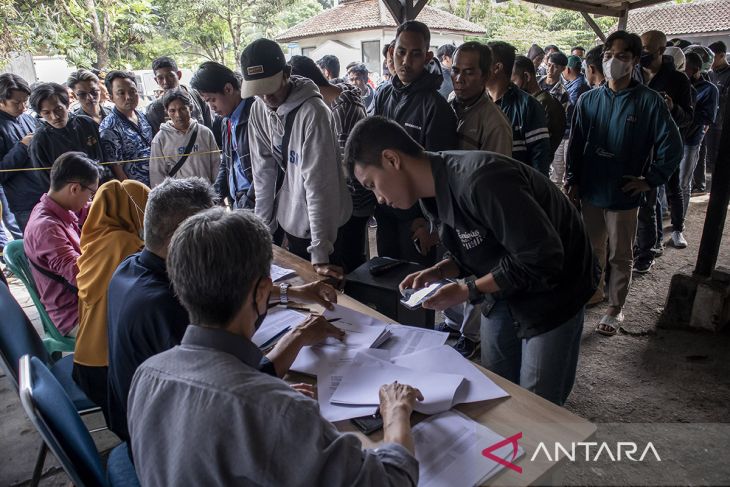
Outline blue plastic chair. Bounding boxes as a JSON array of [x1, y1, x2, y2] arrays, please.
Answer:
[[0, 282, 100, 485], [19, 355, 140, 487], [3, 240, 75, 355]]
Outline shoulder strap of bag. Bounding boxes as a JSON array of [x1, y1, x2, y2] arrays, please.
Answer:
[[168, 124, 199, 178], [28, 258, 78, 295], [274, 105, 303, 193]]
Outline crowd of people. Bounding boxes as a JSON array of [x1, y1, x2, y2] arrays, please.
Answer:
[[0, 19, 727, 485]]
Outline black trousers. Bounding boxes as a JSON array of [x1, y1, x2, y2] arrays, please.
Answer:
[[635, 188, 658, 264], [373, 204, 436, 267], [276, 226, 346, 268], [72, 363, 111, 424], [338, 214, 371, 273]]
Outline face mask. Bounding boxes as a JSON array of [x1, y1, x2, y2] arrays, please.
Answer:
[[639, 51, 655, 68], [603, 58, 633, 82], [252, 277, 270, 331]]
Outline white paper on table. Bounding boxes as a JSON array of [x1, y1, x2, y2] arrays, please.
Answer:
[[377, 324, 449, 358], [251, 308, 307, 348], [330, 360, 464, 415], [413, 410, 525, 487], [316, 349, 390, 422], [290, 304, 391, 376], [271, 264, 296, 282], [392, 345, 509, 405]]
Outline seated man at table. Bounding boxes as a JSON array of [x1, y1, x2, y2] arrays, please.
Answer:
[[24, 152, 99, 337], [128, 208, 422, 485], [346, 116, 597, 406], [108, 177, 349, 443]]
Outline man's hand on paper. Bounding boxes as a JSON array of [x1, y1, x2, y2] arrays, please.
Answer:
[[290, 383, 316, 399], [293, 314, 345, 347], [379, 381, 424, 416], [421, 282, 469, 311], [290, 281, 338, 310]]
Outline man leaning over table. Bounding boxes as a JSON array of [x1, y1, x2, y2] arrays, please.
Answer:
[[128, 207, 423, 485], [346, 116, 598, 406]]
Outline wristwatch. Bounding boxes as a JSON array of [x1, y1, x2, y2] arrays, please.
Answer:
[[464, 277, 484, 305], [279, 283, 290, 305]]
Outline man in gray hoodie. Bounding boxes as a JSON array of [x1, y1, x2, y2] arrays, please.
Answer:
[[243, 39, 352, 281]]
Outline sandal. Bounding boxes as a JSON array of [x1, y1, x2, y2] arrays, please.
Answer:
[[596, 313, 624, 336]]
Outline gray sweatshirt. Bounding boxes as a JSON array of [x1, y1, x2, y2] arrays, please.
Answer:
[[249, 76, 352, 264], [149, 120, 220, 187]]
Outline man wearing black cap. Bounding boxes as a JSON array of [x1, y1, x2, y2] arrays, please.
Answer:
[[538, 52, 569, 106], [241, 38, 352, 281]]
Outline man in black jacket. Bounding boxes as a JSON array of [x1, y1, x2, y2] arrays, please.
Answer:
[[346, 116, 596, 405], [29, 82, 108, 188], [191, 62, 255, 209], [371, 20, 458, 265], [633, 30, 693, 272], [0, 74, 41, 234]]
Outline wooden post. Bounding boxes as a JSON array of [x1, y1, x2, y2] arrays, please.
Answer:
[[617, 2, 629, 31], [694, 97, 730, 277], [581, 12, 606, 42], [381, 0, 428, 23]]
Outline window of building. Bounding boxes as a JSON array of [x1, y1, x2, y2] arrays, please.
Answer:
[[361, 40, 381, 74]]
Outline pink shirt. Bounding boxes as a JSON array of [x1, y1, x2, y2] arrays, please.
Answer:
[[23, 194, 87, 335]]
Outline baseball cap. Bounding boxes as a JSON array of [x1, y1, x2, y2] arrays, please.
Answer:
[[549, 52, 569, 67], [566, 55, 582, 69], [239, 38, 287, 98]]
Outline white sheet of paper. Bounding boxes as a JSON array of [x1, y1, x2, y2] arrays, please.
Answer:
[[270, 264, 296, 282], [250, 308, 307, 348], [392, 345, 509, 405], [378, 324, 449, 358], [290, 304, 391, 376], [413, 410, 525, 487], [316, 349, 390, 422], [330, 360, 464, 415], [401, 281, 447, 308]]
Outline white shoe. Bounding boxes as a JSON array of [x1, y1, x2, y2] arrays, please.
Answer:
[[672, 231, 688, 249]]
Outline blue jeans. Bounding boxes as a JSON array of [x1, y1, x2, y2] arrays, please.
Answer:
[[0, 185, 22, 249], [480, 300, 584, 406]]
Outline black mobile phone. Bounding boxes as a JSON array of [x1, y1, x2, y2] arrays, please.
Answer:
[[351, 412, 383, 435], [368, 256, 406, 276]]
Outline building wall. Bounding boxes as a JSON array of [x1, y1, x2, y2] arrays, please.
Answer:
[[286, 28, 466, 79]]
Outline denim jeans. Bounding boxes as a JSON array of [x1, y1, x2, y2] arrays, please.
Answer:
[[0, 185, 22, 248], [679, 144, 701, 218], [480, 300, 584, 406]]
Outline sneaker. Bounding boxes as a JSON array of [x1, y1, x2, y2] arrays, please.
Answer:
[[434, 321, 460, 338], [653, 243, 664, 257], [633, 259, 654, 274], [452, 336, 480, 359], [671, 231, 688, 249]]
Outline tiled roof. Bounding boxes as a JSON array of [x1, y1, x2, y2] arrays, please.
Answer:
[[276, 0, 486, 42], [625, 0, 730, 36]]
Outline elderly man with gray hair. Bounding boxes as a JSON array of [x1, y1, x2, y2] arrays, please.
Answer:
[[107, 177, 344, 443], [128, 207, 423, 485]]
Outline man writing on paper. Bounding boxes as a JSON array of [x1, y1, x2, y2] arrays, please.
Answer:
[[128, 208, 423, 485], [346, 116, 597, 406]]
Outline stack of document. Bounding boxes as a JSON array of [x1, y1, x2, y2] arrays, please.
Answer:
[[270, 264, 296, 282], [251, 308, 307, 349], [413, 410, 524, 486], [290, 304, 392, 376]]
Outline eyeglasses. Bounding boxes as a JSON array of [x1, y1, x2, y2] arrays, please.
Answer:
[[67, 181, 98, 198], [75, 90, 100, 100]]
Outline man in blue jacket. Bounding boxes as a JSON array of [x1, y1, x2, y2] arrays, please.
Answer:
[[0, 74, 45, 233], [566, 31, 682, 336], [191, 62, 255, 209]]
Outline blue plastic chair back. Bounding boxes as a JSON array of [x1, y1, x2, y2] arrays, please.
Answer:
[[19, 355, 108, 487], [0, 282, 51, 391]]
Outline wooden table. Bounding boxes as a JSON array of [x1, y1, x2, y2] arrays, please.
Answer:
[[274, 247, 596, 486]]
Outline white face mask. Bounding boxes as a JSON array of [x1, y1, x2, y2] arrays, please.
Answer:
[[603, 58, 633, 82]]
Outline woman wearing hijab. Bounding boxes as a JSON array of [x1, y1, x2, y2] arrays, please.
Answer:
[[72, 179, 149, 416]]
